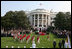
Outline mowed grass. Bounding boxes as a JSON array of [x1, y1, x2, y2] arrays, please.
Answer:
[[1, 33, 65, 48]]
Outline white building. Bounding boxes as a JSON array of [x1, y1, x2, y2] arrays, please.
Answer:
[[26, 8, 58, 31]]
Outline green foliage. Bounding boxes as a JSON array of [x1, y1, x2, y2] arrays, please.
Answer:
[[46, 26, 54, 32], [1, 10, 31, 30], [54, 12, 71, 31]]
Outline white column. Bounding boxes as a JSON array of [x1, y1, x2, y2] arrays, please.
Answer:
[[37, 14, 38, 27], [47, 16, 49, 27], [48, 15, 50, 26], [34, 14, 35, 27], [47, 15, 48, 27], [42, 14, 43, 27], [38, 14, 39, 29], [46, 15, 47, 28]]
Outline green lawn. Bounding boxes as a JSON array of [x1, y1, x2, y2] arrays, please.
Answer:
[[1, 33, 65, 48]]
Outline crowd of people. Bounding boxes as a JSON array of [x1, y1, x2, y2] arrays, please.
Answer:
[[1, 29, 31, 37], [51, 30, 71, 38]]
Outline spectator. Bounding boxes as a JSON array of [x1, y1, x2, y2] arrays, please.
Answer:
[[53, 39, 56, 48], [58, 41, 62, 48], [65, 38, 68, 48], [62, 39, 65, 48]]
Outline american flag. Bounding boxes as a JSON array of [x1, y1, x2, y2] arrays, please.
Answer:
[[40, 3, 42, 6]]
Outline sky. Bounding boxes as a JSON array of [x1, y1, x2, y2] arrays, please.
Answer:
[[1, 1, 71, 16]]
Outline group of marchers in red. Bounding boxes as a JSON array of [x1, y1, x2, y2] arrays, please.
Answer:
[[12, 32, 50, 43]]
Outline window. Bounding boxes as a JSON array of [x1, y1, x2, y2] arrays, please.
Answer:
[[35, 14, 38, 19], [39, 25, 42, 27], [44, 25, 46, 27], [35, 25, 37, 27], [39, 20, 42, 25], [32, 15, 34, 19], [35, 20, 37, 25], [39, 14, 42, 19]]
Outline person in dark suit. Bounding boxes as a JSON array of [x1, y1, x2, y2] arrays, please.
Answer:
[[58, 41, 62, 48], [62, 39, 65, 48], [53, 39, 56, 48]]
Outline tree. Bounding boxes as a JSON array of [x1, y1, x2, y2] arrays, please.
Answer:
[[1, 11, 16, 31], [54, 12, 71, 31], [46, 26, 54, 32], [15, 11, 31, 30], [1, 10, 31, 31], [64, 12, 71, 30]]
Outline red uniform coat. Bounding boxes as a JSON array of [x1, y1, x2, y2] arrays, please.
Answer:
[[26, 35, 30, 40]]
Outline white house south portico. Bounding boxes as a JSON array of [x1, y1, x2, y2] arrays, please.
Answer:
[[31, 9, 51, 31], [26, 8, 57, 31]]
